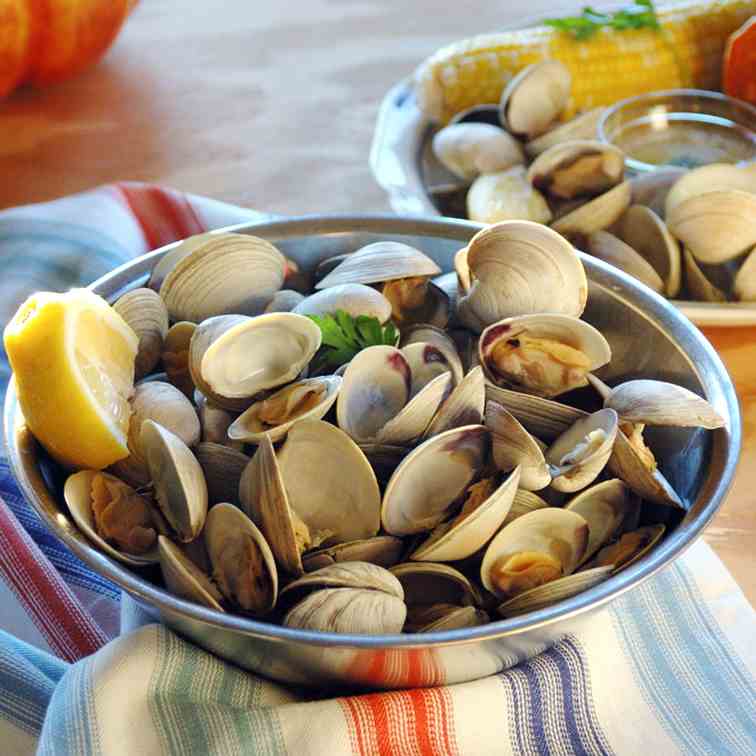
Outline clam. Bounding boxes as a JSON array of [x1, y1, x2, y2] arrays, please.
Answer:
[[292, 284, 393, 323], [228, 376, 341, 443], [190, 313, 321, 411], [499, 60, 572, 139], [401, 343, 454, 395], [280, 562, 406, 634], [408, 466, 520, 562], [422, 365, 486, 438], [390, 562, 482, 607], [302, 535, 405, 572], [400, 324, 464, 386], [194, 442, 249, 505], [160, 233, 287, 322], [204, 503, 278, 614], [110, 381, 200, 488], [733, 247, 756, 301], [148, 232, 216, 292], [497, 565, 613, 617], [683, 250, 727, 302], [64, 470, 159, 565], [431, 122, 525, 180], [405, 604, 489, 632], [501, 489, 548, 526], [480, 508, 589, 600], [113, 288, 169, 379], [381, 424, 489, 536], [617, 205, 681, 297], [195, 393, 243, 450], [486, 401, 550, 490], [264, 289, 306, 313], [545, 408, 618, 493], [525, 108, 605, 157], [527, 140, 625, 200], [590, 524, 665, 573], [479, 314, 611, 398], [336, 345, 452, 445], [158, 535, 224, 611], [162, 321, 197, 399], [664, 163, 756, 217], [551, 180, 631, 237], [666, 190, 756, 264], [586, 230, 665, 294], [565, 479, 639, 563], [140, 419, 208, 542], [454, 246, 471, 294], [466, 166, 553, 225], [457, 221, 587, 332]]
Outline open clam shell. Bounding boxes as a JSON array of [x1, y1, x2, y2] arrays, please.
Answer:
[[502, 489, 549, 526], [565, 479, 639, 563], [64, 470, 159, 566], [381, 424, 489, 536], [551, 180, 631, 237], [525, 108, 605, 158], [204, 502, 278, 614], [499, 60, 571, 139], [315, 241, 441, 290], [140, 419, 208, 542], [466, 166, 553, 225], [486, 400, 550, 490], [409, 466, 520, 562], [162, 321, 197, 399], [545, 408, 618, 493], [228, 376, 341, 443], [158, 535, 224, 611], [391, 562, 483, 607], [423, 365, 486, 439], [497, 565, 613, 618], [194, 442, 249, 505], [685, 249, 728, 302], [480, 508, 589, 600], [401, 324, 464, 385], [195, 393, 243, 450], [586, 230, 664, 294], [292, 283, 392, 323], [405, 604, 489, 632], [113, 287, 169, 380], [618, 205, 681, 297], [457, 220, 587, 331], [159, 233, 286, 322], [302, 536, 405, 572], [384, 279, 450, 329], [590, 524, 665, 573], [401, 343, 454, 395], [479, 314, 611, 398], [733, 246, 756, 301]]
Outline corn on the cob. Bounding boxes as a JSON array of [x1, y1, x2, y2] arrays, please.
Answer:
[[415, 0, 756, 123]]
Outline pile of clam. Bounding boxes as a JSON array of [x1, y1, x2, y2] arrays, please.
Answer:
[[62, 226, 724, 635], [431, 60, 756, 303]]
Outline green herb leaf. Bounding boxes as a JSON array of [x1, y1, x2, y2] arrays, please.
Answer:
[[544, 0, 659, 39]]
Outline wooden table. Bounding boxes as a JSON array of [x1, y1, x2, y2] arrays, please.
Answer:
[[1, 0, 753, 603]]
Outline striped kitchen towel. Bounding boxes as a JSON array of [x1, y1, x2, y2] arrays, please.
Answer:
[[0, 184, 754, 755]]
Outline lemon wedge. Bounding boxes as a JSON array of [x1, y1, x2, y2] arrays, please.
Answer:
[[4, 289, 138, 469]]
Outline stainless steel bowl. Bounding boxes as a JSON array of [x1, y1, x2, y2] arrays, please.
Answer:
[[4, 215, 740, 690]]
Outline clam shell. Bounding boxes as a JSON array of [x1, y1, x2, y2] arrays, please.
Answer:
[[685, 249, 728, 302], [480, 508, 589, 599], [302, 536, 405, 572], [158, 535, 224, 611], [160, 233, 286, 322], [315, 241, 441, 290], [64, 470, 159, 566], [551, 180, 631, 236], [565, 479, 638, 563], [264, 289, 306, 313], [113, 288, 169, 379], [148, 232, 216, 292], [525, 108, 605, 157], [502, 489, 549, 526], [292, 284, 392, 323], [527, 140, 624, 200], [486, 401, 550, 490], [204, 502, 278, 614], [162, 321, 197, 399], [140, 419, 208, 542], [381, 424, 489, 536], [733, 246, 756, 301], [401, 324, 464, 386], [195, 393, 243, 450], [423, 365, 486, 439], [406, 604, 489, 632], [586, 231, 664, 294], [667, 190, 756, 264], [384, 279, 450, 329], [454, 246, 471, 294], [479, 314, 611, 398], [497, 566, 613, 617], [466, 166, 553, 225], [457, 220, 587, 331], [194, 442, 249, 505], [499, 60, 572, 138], [390, 562, 482, 607], [401, 343, 453, 395], [618, 205, 681, 297], [409, 466, 520, 562], [665, 163, 756, 217], [629, 168, 686, 217], [228, 376, 341, 443], [591, 524, 665, 573], [432, 122, 525, 180], [604, 379, 725, 429], [545, 408, 618, 493]]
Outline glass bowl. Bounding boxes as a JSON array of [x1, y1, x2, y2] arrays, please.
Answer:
[[598, 89, 756, 174]]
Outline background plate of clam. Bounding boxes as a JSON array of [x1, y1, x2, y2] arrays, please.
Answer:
[[14, 220, 731, 640], [370, 69, 756, 327]]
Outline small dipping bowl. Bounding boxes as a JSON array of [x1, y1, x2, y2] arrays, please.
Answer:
[[598, 89, 756, 173]]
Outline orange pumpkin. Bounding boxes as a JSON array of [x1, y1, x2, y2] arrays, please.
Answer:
[[0, 0, 136, 98], [723, 16, 756, 105]]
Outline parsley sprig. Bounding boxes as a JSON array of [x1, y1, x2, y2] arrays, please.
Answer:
[[307, 310, 399, 373], [545, 0, 659, 40]]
